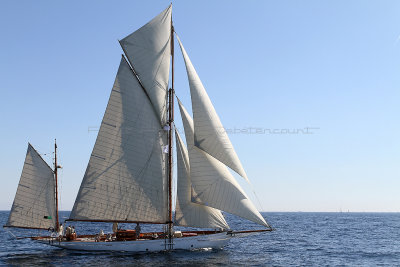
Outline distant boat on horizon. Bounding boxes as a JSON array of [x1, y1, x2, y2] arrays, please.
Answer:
[[3, 4, 272, 252]]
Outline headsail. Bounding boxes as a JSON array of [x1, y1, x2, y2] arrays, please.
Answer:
[[177, 37, 249, 182], [178, 101, 269, 227], [5, 144, 56, 230], [69, 57, 168, 223], [120, 5, 172, 125], [175, 129, 229, 229]]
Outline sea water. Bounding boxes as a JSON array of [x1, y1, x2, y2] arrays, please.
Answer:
[[1, 211, 399, 266]]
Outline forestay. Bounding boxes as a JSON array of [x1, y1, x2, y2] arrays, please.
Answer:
[[5, 144, 56, 230], [69, 57, 168, 223], [178, 101, 269, 227], [175, 130, 229, 229], [120, 5, 172, 125], [177, 37, 249, 182]]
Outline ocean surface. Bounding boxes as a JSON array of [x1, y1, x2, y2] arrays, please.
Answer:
[[0, 211, 399, 266]]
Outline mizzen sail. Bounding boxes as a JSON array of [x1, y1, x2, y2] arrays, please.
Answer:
[[69, 57, 168, 223], [120, 5, 172, 125], [175, 130, 229, 229], [178, 101, 269, 227], [177, 37, 249, 182], [5, 144, 56, 230]]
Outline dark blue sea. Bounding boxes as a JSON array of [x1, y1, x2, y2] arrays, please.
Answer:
[[1, 211, 399, 266]]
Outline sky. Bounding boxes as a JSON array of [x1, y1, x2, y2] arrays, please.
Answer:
[[0, 0, 399, 212]]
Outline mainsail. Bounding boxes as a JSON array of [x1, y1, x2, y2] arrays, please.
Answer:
[[178, 101, 269, 227], [175, 130, 229, 229], [69, 57, 168, 223], [5, 144, 56, 230], [119, 5, 172, 125], [177, 37, 249, 182]]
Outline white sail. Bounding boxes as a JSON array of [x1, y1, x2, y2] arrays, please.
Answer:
[[177, 37, 249, 182], [175, 130, 229, 229], [69, 57, 168, 223], [120, 5, 172, 125], [5, 144, 56, 230], [178, 101, 269, 227]]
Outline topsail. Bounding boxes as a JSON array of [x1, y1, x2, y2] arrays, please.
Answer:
[[120, 5, 172, 125]]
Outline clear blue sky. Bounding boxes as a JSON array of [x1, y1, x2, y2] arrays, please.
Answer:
[[1, 0, 399, 212]]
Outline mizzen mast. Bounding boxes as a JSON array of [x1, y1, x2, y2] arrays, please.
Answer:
[[54, 139, 60, 232]]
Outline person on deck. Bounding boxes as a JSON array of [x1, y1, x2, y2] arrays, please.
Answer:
[[112, 222, 118, 233], [58, 223, 64, 237], [135, 223, 141, 239], [70, 226, 77, 240], [65, 226, 74, 241]]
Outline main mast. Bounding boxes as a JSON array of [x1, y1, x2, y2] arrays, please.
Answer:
[[68, 4, 177, 227], [168, 15, 175, 241], [54, 139, 60, 232]]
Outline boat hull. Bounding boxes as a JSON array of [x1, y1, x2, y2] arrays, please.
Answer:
[[38, 232, 232, 252]]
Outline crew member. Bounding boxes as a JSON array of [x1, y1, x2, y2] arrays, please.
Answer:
[[71, 226, 77, 240], [58, 223, 64, 237], [65, 226, 72, 241], [135, 223, 141, 239], [112, 222, 118, 233]]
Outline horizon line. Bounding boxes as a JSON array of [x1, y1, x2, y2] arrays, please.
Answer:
[[0, 210, 399, 213]]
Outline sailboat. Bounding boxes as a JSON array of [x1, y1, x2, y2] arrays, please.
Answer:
[[4, 4, 272, 252]]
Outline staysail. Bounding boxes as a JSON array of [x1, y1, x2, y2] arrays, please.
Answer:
[[178, 101, 269, 227], [69, 57, 168, 223], [177, 37, 249, 182], [120, 5, 172, 125], [5, 144, 56, 230], [175, 130, 229, 229]]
